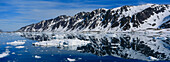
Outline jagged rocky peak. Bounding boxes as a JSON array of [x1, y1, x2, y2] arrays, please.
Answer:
[[17, 4, 170, 32], [92, 8, 108, 13], [73, 12, 90, 19], [56, 15, 71, 19], [54, 15, 71, 21]]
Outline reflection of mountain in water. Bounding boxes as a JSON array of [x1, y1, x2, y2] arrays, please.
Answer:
[[20, 32, 170, 61]]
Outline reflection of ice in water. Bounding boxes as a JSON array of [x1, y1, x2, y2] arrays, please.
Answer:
[[20, 32, 170, 61]]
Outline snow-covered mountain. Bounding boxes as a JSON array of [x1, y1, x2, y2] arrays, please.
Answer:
[[17, 4, 170, 32]]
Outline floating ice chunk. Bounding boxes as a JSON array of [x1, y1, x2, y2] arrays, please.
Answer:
[[15, 46, 25, 49], [35, 55, 41, 59], [12, 52, 15, 54], [148, 56, 158, 61], [7, 40, 25, 46], [0, 50, 10, 58], [0, 53, 9, 58], [67, 58, 76, 62], [33, 39, 90, 47], [5, 46, 12, 48]]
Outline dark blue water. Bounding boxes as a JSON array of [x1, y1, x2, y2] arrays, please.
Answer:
[[0, 33, 169, 62]]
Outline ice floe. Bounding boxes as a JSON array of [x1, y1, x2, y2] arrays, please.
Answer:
[[7, 40, 26, 46], [12, 52, 15, 54], [35, 55, 41, 59], [147, 56, 159, 61], [33, 38, 90, 48], [67, 58, 76, 62], [15, 46, 25, 49], [0, 50, 10, 58]]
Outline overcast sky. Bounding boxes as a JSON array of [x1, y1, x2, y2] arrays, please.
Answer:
[[0, 0, 169, 31]]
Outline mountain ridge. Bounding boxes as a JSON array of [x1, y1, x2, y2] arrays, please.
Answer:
[[17, 4, 170, 32]]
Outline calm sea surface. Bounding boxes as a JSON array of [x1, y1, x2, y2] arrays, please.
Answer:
[[0, 32, 169, 62]]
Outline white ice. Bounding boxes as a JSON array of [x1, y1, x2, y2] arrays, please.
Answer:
[[15, 46, 25, 49], [35, 55, 41, 59], [0, 50, 10, 58], [147, 56, 159, 61], [7, 40, 26, 46], [67, 58, 76, 62], [33, 38, 90, 49]]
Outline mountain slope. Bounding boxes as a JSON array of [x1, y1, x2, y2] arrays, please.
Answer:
[[17, 4, 170, 32]]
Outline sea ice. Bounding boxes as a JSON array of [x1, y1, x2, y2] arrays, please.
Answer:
[[33, 38, 90, 48], [7, 40, 26, 46], [15, 46, 25, 49], [0, 50, 10, 58], [12, 52, 15, 54], [35, 55, 41, 59], [147, 56, 159, 61], [67, 58, 76, 62]]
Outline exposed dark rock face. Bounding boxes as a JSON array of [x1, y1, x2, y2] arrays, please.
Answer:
[[17, 4, 170, 32]]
